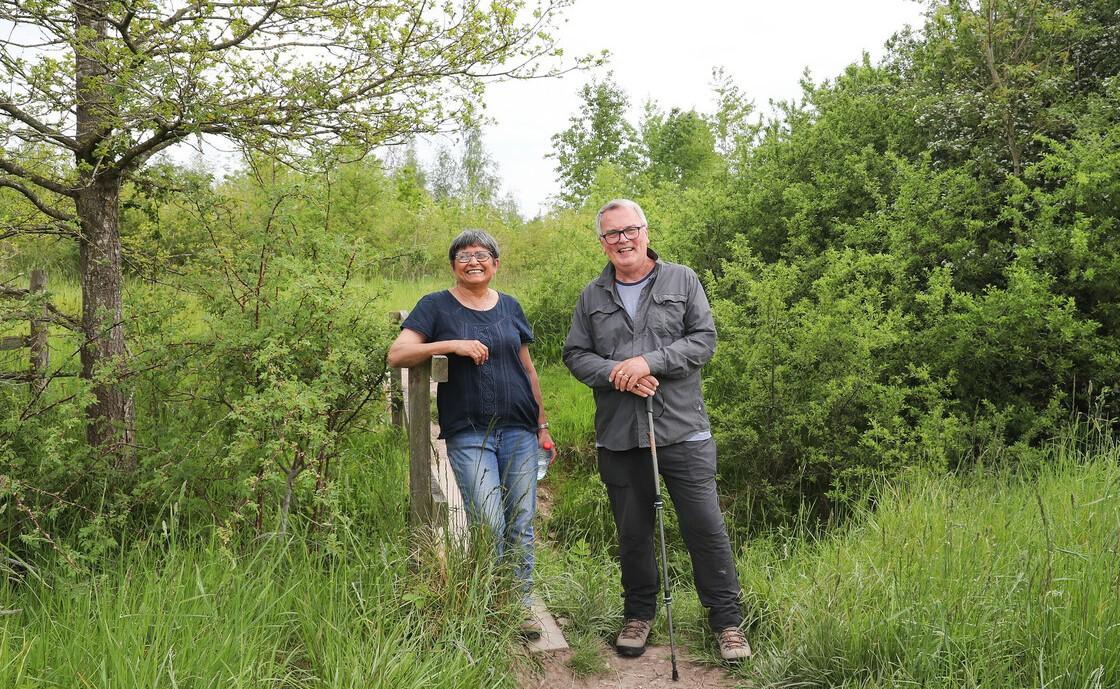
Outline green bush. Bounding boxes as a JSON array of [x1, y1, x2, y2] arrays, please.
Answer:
[[132, 226, 396, 538], [0, 380, 101, 564], [517, 210, 602, 366]]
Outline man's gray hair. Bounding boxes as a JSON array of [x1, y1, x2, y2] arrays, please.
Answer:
[[595, 199, 648, 234], [448, 229, 500, 263]]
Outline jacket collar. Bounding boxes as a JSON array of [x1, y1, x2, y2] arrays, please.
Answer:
[[594, 248, 660, 290]]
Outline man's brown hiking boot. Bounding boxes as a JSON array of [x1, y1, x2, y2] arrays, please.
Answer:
[[716, 626, 752, 661], [615, 618, 652, 657]]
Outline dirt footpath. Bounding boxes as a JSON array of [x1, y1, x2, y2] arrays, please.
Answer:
[[522, 642, 741, 689]]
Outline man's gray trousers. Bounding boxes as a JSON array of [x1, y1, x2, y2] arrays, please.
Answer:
[[597, 437, 743, 631]]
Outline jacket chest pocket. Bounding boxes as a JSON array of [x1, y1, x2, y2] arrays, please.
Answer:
[[650, 293, 688, 337], [589, 302, 626, 355]]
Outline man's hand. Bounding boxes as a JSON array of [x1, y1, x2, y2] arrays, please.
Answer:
[[452, 339, 489, 365], [609, 356, 657, 396], [626, 375, 659, 398]]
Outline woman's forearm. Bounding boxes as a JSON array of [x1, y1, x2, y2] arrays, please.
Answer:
[[387, 340, 455, 368]]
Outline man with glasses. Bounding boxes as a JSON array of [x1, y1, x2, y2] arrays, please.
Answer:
[[563, 199, 752, 661]]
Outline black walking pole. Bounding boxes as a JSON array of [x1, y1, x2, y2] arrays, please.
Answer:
[[646, 394, 680, 681]]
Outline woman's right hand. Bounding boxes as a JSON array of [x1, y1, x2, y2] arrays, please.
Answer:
[[451, 339, 489, 365]]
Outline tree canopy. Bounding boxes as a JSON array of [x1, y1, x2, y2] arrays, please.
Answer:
[[0, 0, 584, 459]]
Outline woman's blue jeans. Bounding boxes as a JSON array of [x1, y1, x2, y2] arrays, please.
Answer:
[[445, 425, 538, 603]]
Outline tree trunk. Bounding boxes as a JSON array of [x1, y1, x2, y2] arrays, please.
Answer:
[[75, 0, 135, 468], [77, 175, 135, 468]]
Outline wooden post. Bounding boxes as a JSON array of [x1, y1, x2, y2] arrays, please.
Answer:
[[405, 354, 449, 532], [393, 305, 451, 534], [428, 355, 449, 527], [390, 367, 404, 428], [431, 354, 448, 384], [29, 270, 48, 391], [0, 337, 25, 352], [407, 357, 434, 529]]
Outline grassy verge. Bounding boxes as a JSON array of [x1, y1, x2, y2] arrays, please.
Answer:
[[0, 537, 531, 688], [5, 332, 1116, 688], [732, 429, 1120, 688], [0, 429, 532, 689]]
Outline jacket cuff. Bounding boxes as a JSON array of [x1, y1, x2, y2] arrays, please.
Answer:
[[596, 360, 619, 388], [643, 351, 665, 376]]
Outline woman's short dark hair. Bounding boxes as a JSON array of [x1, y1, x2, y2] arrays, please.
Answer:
[[448, 229, 500, 263]]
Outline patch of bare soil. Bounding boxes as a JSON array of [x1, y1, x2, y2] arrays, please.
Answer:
[[535, 482, 557, 522], [521, 642, 741, 689]]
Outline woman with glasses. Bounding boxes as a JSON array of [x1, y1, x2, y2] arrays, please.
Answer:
[[387, 229, 553, 638]]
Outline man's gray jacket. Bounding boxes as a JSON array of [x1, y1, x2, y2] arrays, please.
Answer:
[[563, 250, 715, 451]]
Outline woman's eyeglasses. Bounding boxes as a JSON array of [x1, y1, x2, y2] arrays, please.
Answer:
[[455, 250, 494, 263]]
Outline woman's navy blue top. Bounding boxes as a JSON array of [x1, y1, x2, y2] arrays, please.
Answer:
[[401, 290, 538, 439]]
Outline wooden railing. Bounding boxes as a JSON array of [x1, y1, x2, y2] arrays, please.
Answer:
[[390, 310, 454, 533]]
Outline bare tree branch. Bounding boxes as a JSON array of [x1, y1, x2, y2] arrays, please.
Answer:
[[0, 178, 74, 221], [0, 283, 82, 332], [0, 103, 79, 151], [0, 222, 77, 241], [208, 1, 279, 52], [0, 157, 77, 199]]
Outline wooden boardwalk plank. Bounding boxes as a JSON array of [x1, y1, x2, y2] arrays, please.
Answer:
[[527, 594, 569, 653]]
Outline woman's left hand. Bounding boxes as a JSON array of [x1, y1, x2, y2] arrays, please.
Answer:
[[538, 428, 555, 459]]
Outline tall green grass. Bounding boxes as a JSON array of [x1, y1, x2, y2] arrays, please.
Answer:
[[0, 360, 591, 689], [536, 365, 595, 455], [734, 425, 1120, 688], [530, 410, 1120, 687], [0, 534, 530, 688], [0, 428, 532, 688]]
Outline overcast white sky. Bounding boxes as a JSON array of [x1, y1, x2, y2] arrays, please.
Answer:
[[449, 0, 928, 217], [170, 1, 929, 215], [4, 1, 928, 216]]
